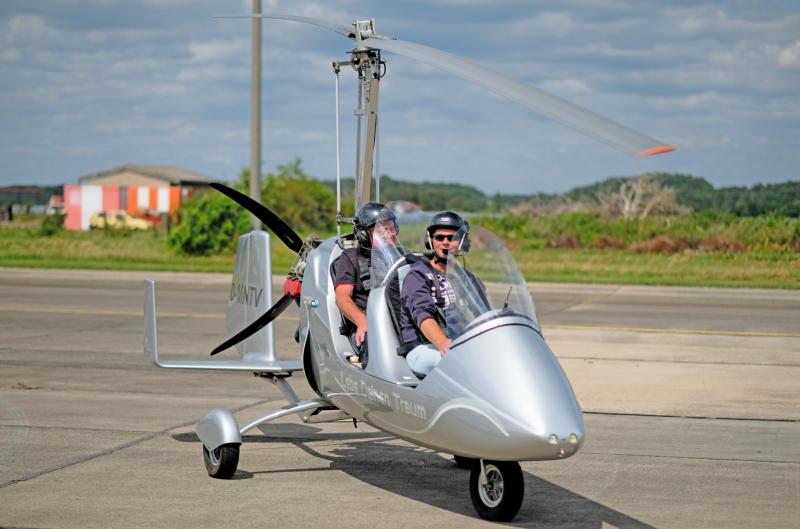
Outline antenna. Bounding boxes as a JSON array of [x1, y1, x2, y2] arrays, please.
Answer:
[[503, 287, 513, 310]]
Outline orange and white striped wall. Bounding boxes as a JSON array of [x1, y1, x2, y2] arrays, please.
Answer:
[[64, 185, 180, 230]]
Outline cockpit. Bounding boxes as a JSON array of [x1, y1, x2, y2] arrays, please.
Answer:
[[318, 201, 539, 388]]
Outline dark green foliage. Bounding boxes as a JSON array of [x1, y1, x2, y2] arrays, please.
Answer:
[[38, 212, 66, 236], [472, 210, 800, 252], [711, 181, 800, 217], [491, 173, 797, 218], [168, 192, 251, 256], [561, 173, 716, 212], [323, 176, 488, 213], [238, 158, 336, 231]]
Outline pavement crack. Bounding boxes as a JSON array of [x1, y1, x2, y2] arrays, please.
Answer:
[[0, 398, 277, 490]]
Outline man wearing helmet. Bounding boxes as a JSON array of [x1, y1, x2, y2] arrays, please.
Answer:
[[398, 211, 475, 376], [334, 202, 399, 369]]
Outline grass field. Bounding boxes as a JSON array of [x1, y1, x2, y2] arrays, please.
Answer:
[[2, 225, 798, 289]]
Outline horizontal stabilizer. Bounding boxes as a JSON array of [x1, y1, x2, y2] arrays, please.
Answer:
[[144, 280, 303, 373]]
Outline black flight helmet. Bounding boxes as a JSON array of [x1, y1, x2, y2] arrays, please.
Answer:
[[425, 211, 470, 255], [354, 202, 398, 249]]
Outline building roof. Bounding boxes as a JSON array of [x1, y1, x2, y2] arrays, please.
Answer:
[[78, 164, 219, 185]]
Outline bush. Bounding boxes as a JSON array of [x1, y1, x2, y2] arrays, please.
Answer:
[[39, 212, 66, 236], [236, 159, 336, 232], [592, 236, 626, 249], [168, 192, 251, 256]]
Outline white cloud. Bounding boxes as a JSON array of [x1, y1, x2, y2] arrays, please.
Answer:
[[53, 112, 87, 122], [648, 92, 740, 110], [7, 15, 47, 41], [189, 39, 248, 62], [777, 40, 800, 67], [300, 132, 326, 141], [385, 136, 430, 147], [540, 79, 590, 94], [1, 48, 20, 61], [509, 12, 574, 37]]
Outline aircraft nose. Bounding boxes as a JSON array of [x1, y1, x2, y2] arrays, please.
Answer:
[[437, 322, 585, 460]]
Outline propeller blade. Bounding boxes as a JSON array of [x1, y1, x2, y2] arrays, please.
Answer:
[[214, 13, 355, 38], [210, 183, 303, 253], [361, 38, 674, 157], [210, 294, 295, 356]]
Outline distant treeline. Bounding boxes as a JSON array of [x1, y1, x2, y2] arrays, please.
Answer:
[[325, 173, 799, 217], [558, 173, 800, 217], [322, 176, 488, 214]]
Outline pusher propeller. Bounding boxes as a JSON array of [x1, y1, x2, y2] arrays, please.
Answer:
[[210, 293, 295, 356], [210, 183, 304, 253]]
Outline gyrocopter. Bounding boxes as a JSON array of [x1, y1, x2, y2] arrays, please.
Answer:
[[143, 14, 674, 522]]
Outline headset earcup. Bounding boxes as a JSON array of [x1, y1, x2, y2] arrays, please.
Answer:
[[461, 234, 470, 253], [424, 231, 432, 250], [357, 228, 370, 246]]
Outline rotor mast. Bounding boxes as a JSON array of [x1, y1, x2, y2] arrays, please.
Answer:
[[351, 20, 384, 212]]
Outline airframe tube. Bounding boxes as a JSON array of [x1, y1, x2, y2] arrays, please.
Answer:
[[360, 77, 380, 206], [238, 398, 328, 435]]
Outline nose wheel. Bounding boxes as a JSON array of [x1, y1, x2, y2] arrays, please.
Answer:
[[469, 460, 524, 521], [203, 443, 240, 479]]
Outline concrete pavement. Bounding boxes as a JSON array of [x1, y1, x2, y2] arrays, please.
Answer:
[[0, 268, 798, 528]]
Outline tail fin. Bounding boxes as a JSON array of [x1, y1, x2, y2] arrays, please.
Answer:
[[143, 276, 302, 373], [226, 231, 277, 360]]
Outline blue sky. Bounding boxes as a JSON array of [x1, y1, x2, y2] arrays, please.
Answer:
[[1, 0, 798, 194]]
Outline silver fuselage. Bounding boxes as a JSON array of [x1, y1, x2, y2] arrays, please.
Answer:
[[299, 237, 584, 461]]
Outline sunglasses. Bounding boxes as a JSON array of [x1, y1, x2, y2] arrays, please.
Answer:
[[432, 234, 459, 242]]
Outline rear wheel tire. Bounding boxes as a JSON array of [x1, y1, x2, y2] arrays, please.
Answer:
[[454, 455, 477, 470], [469, 460, 524, 522], [203, 443, 240, 479]]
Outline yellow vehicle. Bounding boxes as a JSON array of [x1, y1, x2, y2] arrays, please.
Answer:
[[89, 210, 153, 230]]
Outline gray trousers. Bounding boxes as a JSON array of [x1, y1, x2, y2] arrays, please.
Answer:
[[405, 343, 441, 375]]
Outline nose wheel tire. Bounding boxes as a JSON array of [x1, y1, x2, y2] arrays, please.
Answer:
[[469, 460, 524, 522], [454, 455, 477, 470], [203, 443, 240, 479]]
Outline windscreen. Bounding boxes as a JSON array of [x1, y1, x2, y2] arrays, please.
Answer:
[[369, 201, 428, 286], [444, 225, 538, 338]]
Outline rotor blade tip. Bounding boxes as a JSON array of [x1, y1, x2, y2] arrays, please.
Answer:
[[636, 145, 676, 157]]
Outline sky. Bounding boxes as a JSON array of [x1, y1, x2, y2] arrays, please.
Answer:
[[0, 0, 798, 195]]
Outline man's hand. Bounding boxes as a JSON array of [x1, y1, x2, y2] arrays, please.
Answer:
[[436, 338, 452, 357], [355, 323, 368, 346], [420, 318, 451, 356]]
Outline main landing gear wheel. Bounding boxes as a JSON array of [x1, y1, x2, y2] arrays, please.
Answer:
[[454, 455, 477, 470], [203, 443, 240, 479], [469, 460, 524, 522]]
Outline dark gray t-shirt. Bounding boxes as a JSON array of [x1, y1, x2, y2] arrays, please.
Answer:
[[334, 248, 369, 312]]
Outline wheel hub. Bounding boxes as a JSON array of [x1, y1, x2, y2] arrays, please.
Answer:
[[207, 447, 220, 466], [478, 464, 504, 507]]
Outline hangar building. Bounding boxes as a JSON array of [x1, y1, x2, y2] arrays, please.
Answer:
[[65, 164, 219, 230]]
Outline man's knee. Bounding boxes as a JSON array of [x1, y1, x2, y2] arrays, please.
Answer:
[[406, 343, 440, 376]]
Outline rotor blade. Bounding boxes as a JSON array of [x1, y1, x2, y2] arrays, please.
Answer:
[[214, 13, 355, 38], [210, 294, 295, 356], [210, 183, 303, 253], [361, 38, 675, 157]]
